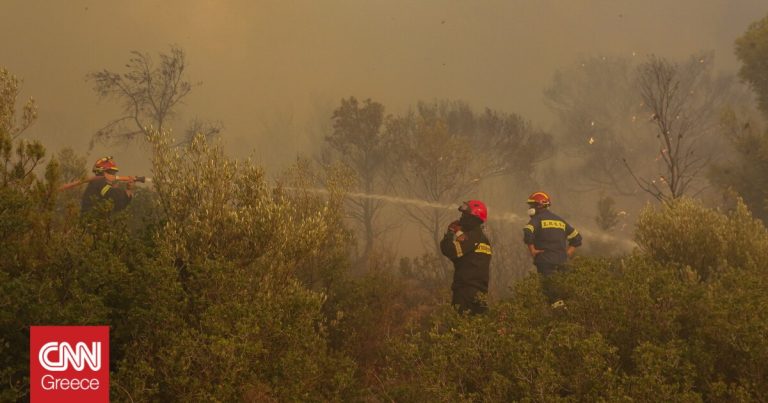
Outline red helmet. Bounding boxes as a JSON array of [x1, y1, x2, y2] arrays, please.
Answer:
[[92, 156, 119, 174], [459, 200, 487, 222], [527, 191, 551, 208]]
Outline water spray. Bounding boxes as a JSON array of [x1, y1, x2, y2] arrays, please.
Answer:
[[283, 187, 637, 250], [284, 187, 458, 211], [284, 187, 542, 225]]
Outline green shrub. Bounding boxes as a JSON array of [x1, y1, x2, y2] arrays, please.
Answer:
[[379, 280, 623, 402], [635, 197, 768, 279]]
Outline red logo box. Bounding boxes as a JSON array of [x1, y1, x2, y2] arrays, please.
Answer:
[[30, 326, 109, 403]]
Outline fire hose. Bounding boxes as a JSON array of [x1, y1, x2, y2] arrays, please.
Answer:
[[58, 175, 150, 191]]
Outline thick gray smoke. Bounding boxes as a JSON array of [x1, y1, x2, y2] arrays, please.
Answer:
[[2, 0, 766, 173]]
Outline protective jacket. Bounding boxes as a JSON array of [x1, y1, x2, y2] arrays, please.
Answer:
[[81, 176, 132, 213], [440, 226, 492, 294], [523, 209, 581, 266]]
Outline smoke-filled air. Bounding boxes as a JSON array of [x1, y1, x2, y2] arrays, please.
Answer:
[[3, 1, 768, 401]]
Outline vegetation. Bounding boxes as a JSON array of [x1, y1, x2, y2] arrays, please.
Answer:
[[710, 15, 768, 225], [4, 12, 768, 402], [709, 108, 768, 224], [595, 195, 620, 231], [4, 94, 768, 403], [736, 13, 768, 118], [323, 97, 393, 268]]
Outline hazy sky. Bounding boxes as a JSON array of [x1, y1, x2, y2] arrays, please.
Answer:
[[2, 0, 767, 173]]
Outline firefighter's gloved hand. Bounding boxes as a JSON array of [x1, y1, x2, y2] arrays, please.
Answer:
[[104, 172, 117, 184], [447, 220, 462, 234], [447, 220, 464, 239]]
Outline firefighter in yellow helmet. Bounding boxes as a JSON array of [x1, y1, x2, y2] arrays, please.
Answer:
[[522, 191, 582, 305], [81, 157, 135, 214]]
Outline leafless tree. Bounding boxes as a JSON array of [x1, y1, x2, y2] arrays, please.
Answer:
[[545, 55, 651, 196], [88, 45, 204, 146], [178, 117, 222, 147], [625, 54, 733, 202]]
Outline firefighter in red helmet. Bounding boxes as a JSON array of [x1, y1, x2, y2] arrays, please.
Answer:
[[440, 200, 492, 314], [81, 156, 135, 214], [522, 191, 582, 306]]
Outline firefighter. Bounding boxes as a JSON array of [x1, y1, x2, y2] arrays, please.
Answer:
[[522, 191, 582, 305], [440, 200, 492, 315], [81, 156, 135, 214]]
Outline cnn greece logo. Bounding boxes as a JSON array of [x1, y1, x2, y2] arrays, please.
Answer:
[[31, 326, 109, 403], [39, 341, 101, 371]]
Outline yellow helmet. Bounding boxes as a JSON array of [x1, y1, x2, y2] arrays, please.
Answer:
[[92, 156, 119, 174], [527, 191, 551, 208]]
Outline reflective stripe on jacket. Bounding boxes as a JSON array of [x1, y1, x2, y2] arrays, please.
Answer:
[[440, 227, 492, 292], [523, 209, 582, 265]]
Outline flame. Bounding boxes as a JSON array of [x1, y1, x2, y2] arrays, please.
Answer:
[[588, 137, 595, 145]]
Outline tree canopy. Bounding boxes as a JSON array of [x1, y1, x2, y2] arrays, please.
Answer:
[[736, 13, 768, 118]]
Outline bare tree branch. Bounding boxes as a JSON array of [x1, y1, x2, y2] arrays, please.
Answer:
[[87, 45, 211, 147], [625, 54, 726, 201]]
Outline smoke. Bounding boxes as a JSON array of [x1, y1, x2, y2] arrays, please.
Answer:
[[2, 1, 767, 174], [285, 187, 458, 210], [1, 0, 760, 258], [285, 187, 636, 250]]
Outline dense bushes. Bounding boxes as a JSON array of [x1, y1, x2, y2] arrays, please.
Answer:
[[1, 130, 361, 401], [110, 132, 362, 402], [376, 199, 768, 401], [3, 123, 768, 401], [636, 198, 768, 280], [378, 260, 767, 401]]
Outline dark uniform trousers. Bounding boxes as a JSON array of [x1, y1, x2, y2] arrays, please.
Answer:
[[523, 209, 582, 303], [440, 227, 492, 315]]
